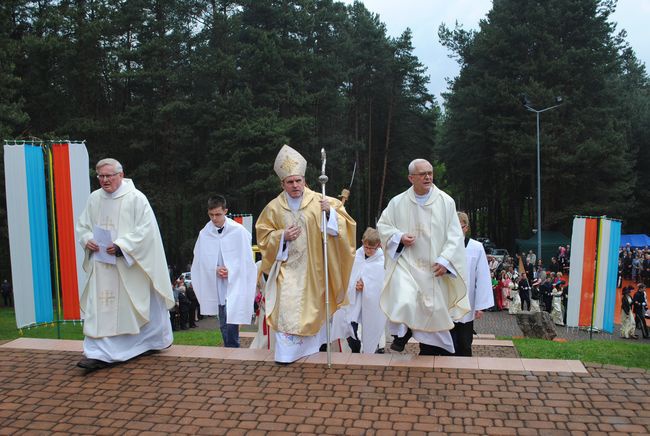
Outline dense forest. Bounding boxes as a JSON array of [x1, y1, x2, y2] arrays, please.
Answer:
[[0, 0, 648, 279], [439, 0, 650, 246]]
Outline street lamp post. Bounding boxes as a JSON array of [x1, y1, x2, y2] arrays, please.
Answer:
[[521, 95, 563, 265]]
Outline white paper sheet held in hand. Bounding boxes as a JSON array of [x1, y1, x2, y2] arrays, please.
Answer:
[[93, 225, 116, 265]]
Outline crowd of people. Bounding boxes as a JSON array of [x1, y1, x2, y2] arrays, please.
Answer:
[[618, 243, 650, 286], [170, 278, 200, 331], [486, 246, 571, 326]]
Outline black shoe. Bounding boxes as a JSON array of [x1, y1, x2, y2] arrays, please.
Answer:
[[375, 348, 385, 354], [77, 358, 113, 370], [390, 330, 413, 352], [190, 324, 197, 328]]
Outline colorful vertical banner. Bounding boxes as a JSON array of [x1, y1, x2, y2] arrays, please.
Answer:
[[52, 142, 90, 320], [566, 218, 586, 327], [566, 216, 621, 333], [4, 142, 89, 328], [4, 144, 53, 327], [600, 219, 621, 333], [232, 214, 253, 235]]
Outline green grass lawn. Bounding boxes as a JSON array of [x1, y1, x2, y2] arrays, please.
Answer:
[[513, 337, 650, 370]]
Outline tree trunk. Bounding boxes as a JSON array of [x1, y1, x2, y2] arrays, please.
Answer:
[[377, 88, 395, 219], [366, 97, 372, 226]]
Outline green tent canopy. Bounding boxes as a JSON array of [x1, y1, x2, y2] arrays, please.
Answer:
[[515, 231, 570, 266]]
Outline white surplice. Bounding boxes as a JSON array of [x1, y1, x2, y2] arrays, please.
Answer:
[[191, 217, 256, 325], [461, 238, 495, 323], [342, 247, 387, 353]]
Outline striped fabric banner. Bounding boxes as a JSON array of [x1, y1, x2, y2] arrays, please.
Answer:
[[599, 219, 621, 333], [4, 144, 54, 327], [232, 214, 253, 235], [567, 216, 621, 333], [67, 143, 90, 315], [52, 142, 90, 320], [4, 143, 90, 328], [579, 218, 598, 327], [566, 218, 586, 327]]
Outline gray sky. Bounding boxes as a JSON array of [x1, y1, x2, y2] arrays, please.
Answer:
[[343, 0, 650, 105]]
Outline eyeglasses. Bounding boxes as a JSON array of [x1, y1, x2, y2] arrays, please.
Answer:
[[363, 244, 380, 251], [411, 171, 433, 178], [97, 173, 119, 180]]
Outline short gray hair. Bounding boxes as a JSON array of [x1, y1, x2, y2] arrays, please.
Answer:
[[96, 158, 123, 173], [408, 158, 430, 174]]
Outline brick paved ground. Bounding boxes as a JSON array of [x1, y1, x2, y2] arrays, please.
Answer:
[[1, 345, 649, 435]]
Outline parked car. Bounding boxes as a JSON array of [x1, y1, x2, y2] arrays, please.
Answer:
[[490, 249, 509, 263], [476, 237, 497, 253]]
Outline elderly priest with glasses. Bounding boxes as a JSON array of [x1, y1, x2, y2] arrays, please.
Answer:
[[377, 158, 469, 356], [75, 158, 175, 370]]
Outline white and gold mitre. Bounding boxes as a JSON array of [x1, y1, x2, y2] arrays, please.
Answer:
[[273, 144, 307, 180]]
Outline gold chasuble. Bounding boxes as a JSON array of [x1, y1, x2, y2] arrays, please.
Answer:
[[377, 186, 470, 332], [256, 187, 356, 336]]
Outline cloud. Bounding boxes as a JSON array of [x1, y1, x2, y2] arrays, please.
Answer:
[[340, 0, 649, 105]]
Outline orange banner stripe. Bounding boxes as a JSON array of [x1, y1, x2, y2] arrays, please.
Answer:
[[52, 143, 81, 320], [579, 218, 598, 326]]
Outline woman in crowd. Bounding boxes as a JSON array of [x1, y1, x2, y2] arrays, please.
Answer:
[[508, 277, 521, 314], [550, 283, 564, 325], [620, 286, 637, 339], [518, 272, 531, 312], [499, 270, 511, 310]]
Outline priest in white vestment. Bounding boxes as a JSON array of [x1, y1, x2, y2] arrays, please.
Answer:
[[256, 145, 356, 363], [453, 212, 494, 356], [377, 159, 470, 355], [191, 195, 257, 347], [75, 158, 175, 370]]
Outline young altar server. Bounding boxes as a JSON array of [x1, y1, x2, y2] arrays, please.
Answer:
[[191, 195, 257, 347], [344, 228, 387, 353]]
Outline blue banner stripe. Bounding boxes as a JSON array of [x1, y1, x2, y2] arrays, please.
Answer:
[[25, 145, 53, 323], [603, 220, 621, 333]]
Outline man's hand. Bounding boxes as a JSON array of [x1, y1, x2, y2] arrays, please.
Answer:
[[355, 278, 364, 292], [320, 198, 330, 213], [217, 266, 228, 279], [85, 239, 100, 252], [106, 244, 118, 255], [401, 233, 416, 247], [432, 263, 448, 277], [284, 224, 301, 241], [475, 310, 484, 320]]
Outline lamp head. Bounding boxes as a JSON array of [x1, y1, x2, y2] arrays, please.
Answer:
[[555, 96, 563, 104]]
